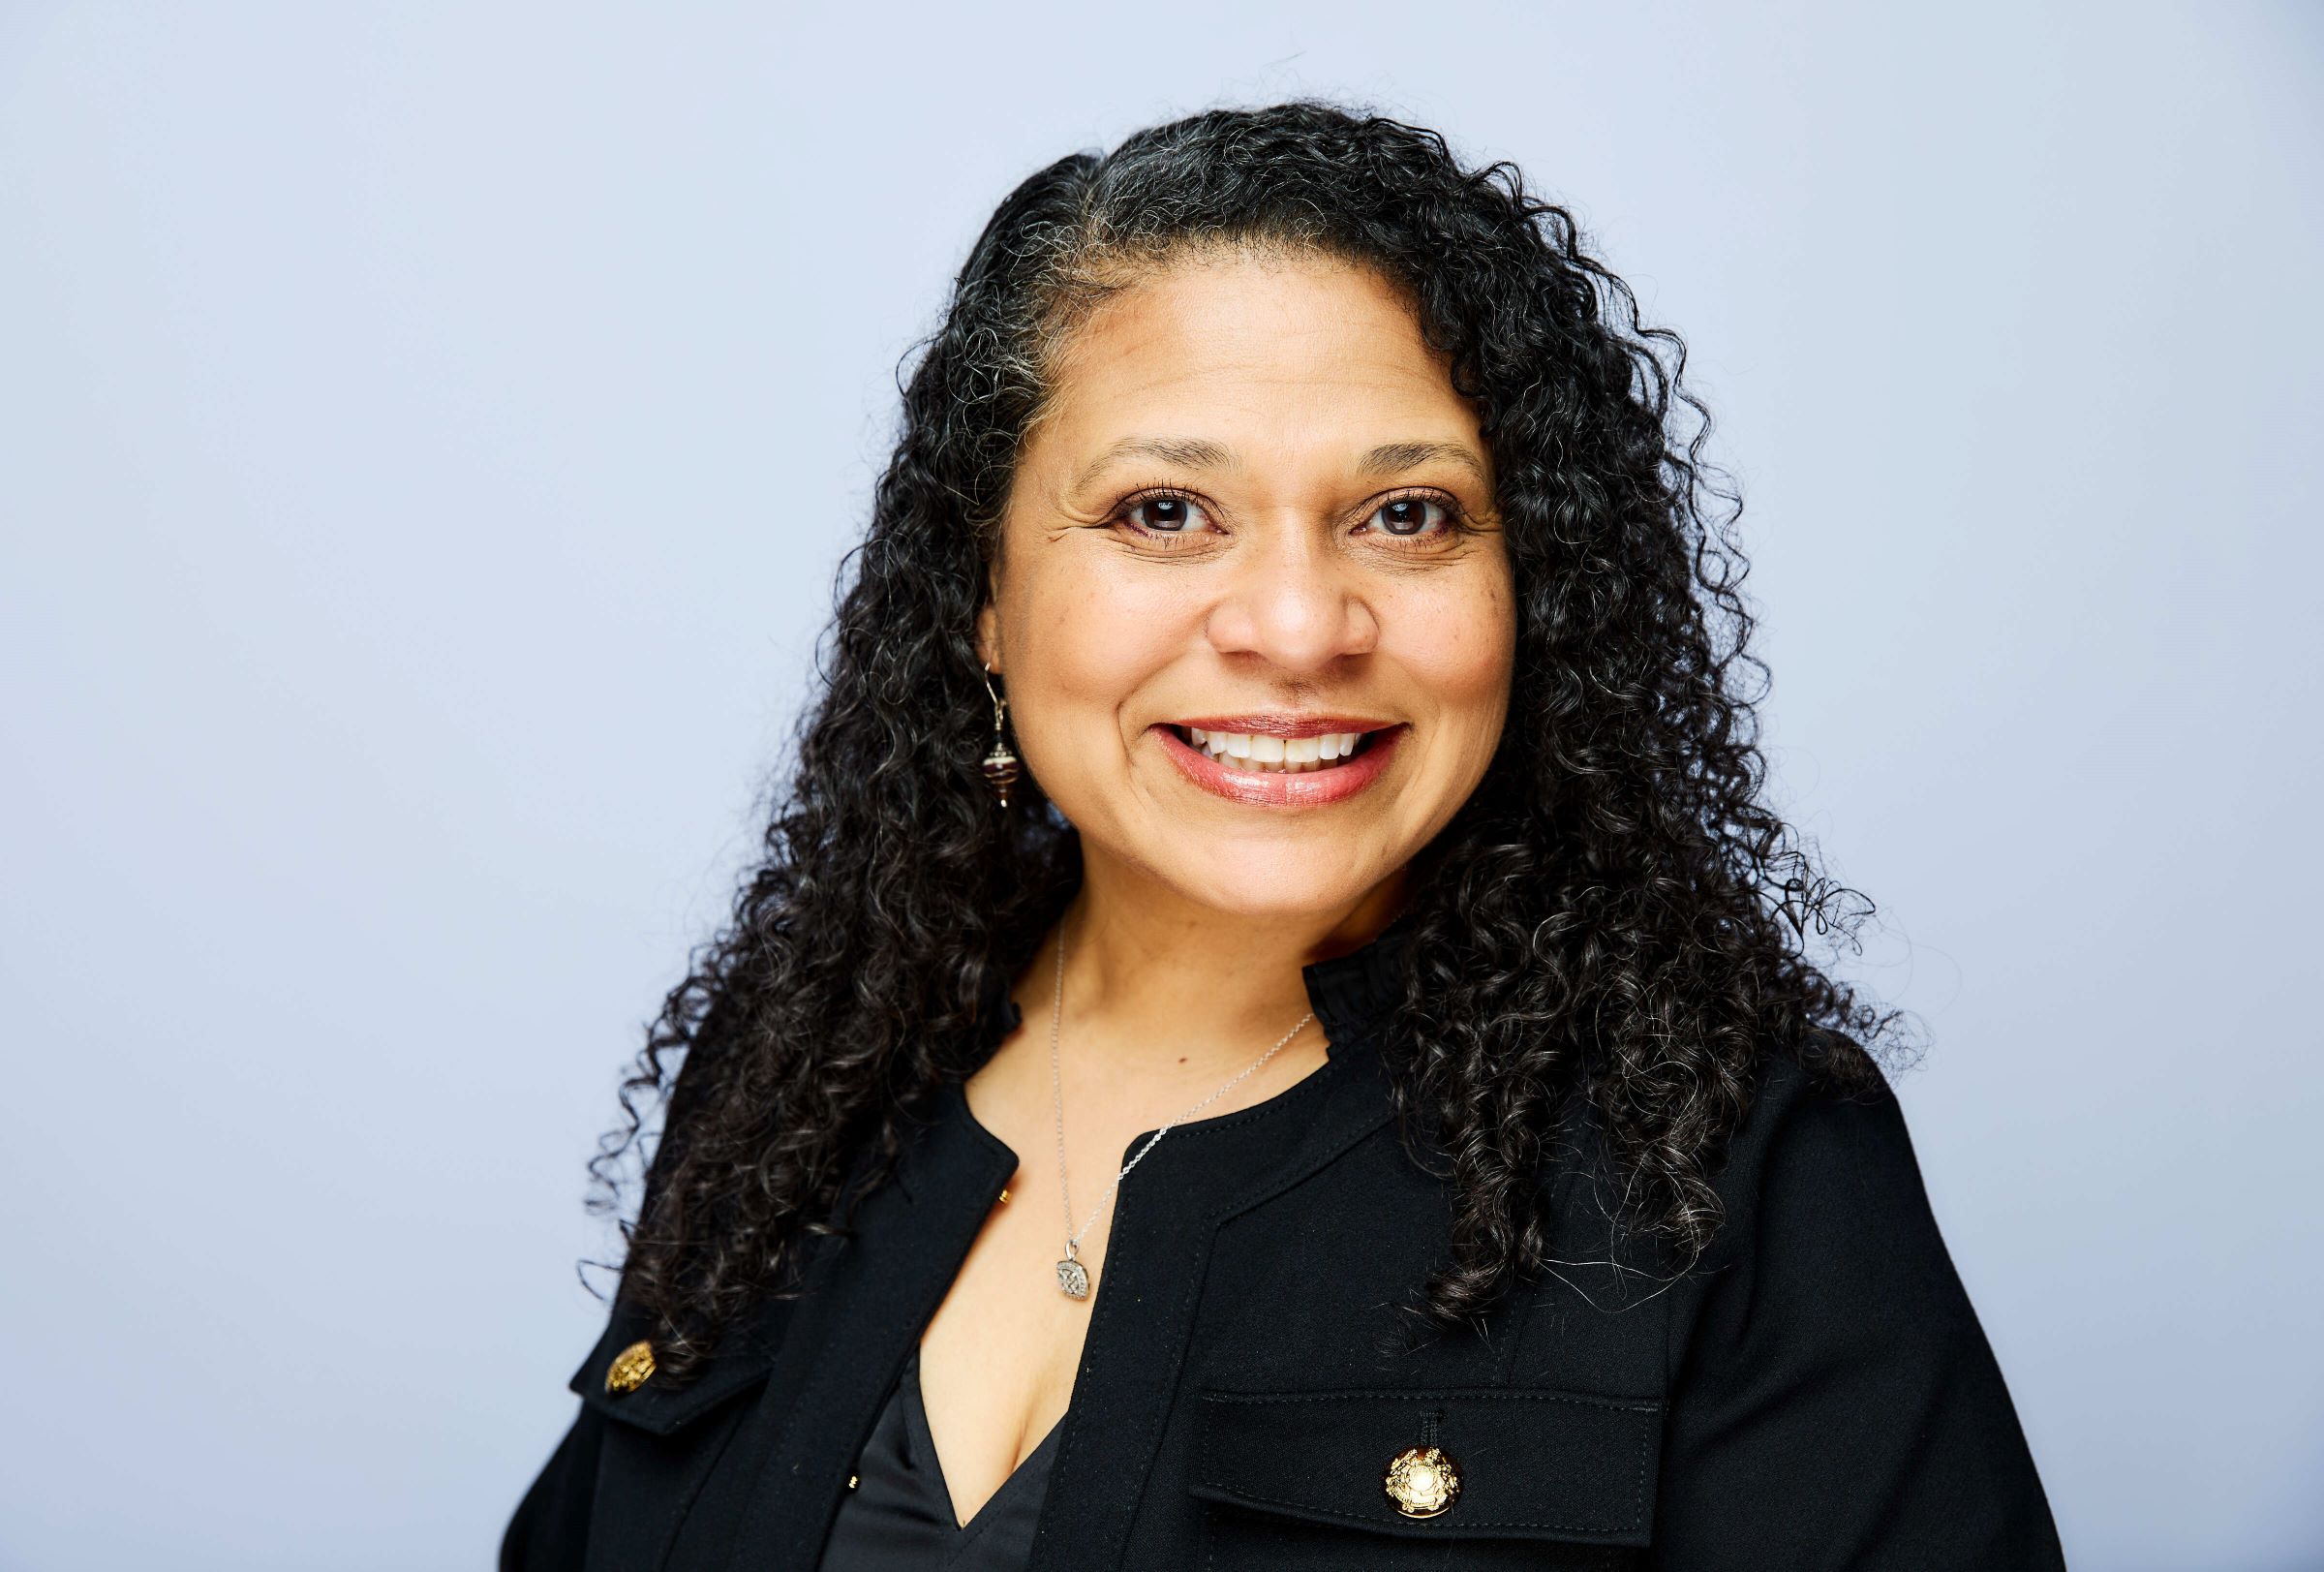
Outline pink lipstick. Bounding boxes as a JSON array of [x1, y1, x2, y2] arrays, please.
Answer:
[[1151, 719, 1405, 808]]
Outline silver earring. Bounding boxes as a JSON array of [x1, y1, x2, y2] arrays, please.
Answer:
[[979, 664, 1020, 808]]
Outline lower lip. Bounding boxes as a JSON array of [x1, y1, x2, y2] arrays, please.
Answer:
[[1153, 724, 1404, 807]]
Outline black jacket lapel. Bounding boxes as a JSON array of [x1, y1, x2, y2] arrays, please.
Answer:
[[718, 1091, 1019, 1569]]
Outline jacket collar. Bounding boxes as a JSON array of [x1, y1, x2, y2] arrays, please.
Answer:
[[1301, 908, 1416, 1055], [893, 909, 1415, 1212]]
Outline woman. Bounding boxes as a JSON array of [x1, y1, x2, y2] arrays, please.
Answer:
[[503, 101, 2064, 1570]]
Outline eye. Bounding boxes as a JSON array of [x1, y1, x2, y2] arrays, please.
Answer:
[[1364, 495, 1453, 539], [1121, 493, 1213, 535]]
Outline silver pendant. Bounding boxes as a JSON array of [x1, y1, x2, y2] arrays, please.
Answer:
[[1055, 1257, 1089, 1298]]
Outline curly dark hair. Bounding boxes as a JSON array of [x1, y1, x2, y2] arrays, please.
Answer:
[[587, 98, 1909, 1383]]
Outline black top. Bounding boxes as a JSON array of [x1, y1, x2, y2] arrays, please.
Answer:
[[817, 1348, 1059, 1571], [505, 915, 2066, 1570]]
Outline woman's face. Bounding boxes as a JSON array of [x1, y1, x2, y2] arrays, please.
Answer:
[[977, 250, 1515, 923]]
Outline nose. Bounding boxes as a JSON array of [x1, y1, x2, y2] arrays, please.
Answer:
[[1202, 529, 1380, 672]]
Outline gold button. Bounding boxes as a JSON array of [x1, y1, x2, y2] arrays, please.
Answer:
[[604, 1340, 656, 1395], [1384, 1444, 1461, 1518]]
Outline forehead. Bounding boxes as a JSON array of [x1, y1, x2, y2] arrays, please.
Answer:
[[1027, 250, 1480, 467]]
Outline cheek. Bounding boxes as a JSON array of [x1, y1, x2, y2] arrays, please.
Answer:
[[1003, 562, 1193, 761], [1388, 571, 1516, 744]]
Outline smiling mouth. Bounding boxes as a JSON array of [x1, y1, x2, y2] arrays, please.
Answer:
[[1166, 724, 1387, 775]]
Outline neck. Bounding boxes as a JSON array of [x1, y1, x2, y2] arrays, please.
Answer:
[[1042, 850, 1407, 1080]]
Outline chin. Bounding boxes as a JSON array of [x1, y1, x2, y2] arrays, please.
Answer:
[[1139, 841, 1391, 923]]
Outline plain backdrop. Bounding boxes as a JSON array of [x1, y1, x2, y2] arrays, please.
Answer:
[[3, 4, 2319, 1569]]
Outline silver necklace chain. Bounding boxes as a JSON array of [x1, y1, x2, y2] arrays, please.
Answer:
[[1046, 921, 1313, 1296]]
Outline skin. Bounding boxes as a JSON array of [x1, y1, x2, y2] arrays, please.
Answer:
[[914, 248, 1516, 1527]]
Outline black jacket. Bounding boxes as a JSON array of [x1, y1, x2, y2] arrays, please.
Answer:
[[503, 925, 2064, 1570]]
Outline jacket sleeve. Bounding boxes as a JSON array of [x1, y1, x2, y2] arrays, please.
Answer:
[[1650, 1060, 2066, 1570], [500, 1402, 604, 1572]]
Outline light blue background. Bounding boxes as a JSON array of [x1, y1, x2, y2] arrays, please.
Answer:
[[3, 4, 2318, 1568]]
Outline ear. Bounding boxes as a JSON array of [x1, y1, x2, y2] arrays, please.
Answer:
[[974, 599, 1001, 673]]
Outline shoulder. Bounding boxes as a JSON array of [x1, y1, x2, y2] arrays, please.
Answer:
[[1648, 1045, 2067, 1565], [1707, 1044, 1936, 1261], [1528, 1035, 1934, 1299], [1680, 1042, 1985, 1342], [1662, 1040, 2013, 1427]]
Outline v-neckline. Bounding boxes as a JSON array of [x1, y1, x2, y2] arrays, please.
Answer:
[[902, 1348, 1065, 1538]]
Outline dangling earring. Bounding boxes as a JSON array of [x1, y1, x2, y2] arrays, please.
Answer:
[[979, 663, 1021, 809]]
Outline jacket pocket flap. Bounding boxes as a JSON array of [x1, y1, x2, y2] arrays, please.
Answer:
[[1188, 1386, 1662, 1547], [566, 1313, 777, 1437]]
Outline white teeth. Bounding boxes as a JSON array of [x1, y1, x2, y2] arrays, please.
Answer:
[[1178, 727, 1375, 774]]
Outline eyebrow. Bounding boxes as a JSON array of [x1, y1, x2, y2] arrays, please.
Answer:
[[1072, 436, 1238, 493], [1073, 436, 1490, 493], [1354, 441, 1490, 484]]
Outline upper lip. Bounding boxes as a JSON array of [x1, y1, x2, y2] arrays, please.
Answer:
[[1164, 715, 1399, 738]]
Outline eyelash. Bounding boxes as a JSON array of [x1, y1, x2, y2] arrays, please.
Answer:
[[1110, 484, 1472, 547]]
